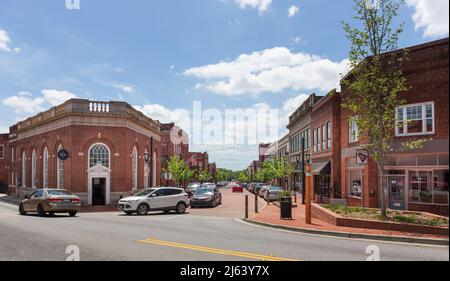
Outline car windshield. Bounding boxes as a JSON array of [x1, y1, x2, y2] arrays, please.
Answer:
[[195, 189, 214, 195], [134, 189, 156, 197], [46, 190, 72, 196], [269, 186, 283, 191]]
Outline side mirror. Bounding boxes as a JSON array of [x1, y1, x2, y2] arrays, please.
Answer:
[[150, 194, 157, 198], [25, 194, 30, 199]]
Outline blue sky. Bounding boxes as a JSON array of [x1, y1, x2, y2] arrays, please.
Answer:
[[1, 0, 449, 170]]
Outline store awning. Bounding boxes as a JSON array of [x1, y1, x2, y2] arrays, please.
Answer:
[[312, 161, 331, 175]]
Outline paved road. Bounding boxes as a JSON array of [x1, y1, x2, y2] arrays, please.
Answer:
[[0, 201, 448, 261]]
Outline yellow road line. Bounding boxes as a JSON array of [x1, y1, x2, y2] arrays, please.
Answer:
[[137, 238, 299, 261]]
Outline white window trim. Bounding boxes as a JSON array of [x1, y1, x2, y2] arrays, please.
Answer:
[[22, 151, 27, 188], [43, 147, 49, 189], [349, 117, 359, 144], [31, 150, 37, 188], [88, 143, 111, 168], [131, 146, 138, 191], [57, 145, 64, 189], [396, 101, 435, 137]]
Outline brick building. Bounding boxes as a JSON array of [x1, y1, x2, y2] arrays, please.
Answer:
[[160, 122, 189, 186], [208, 162, 217, 182], [0, 134, 8, 192], [287, 94, 321, 192], [188, 152, 209, 180], [340, 38, 449, 216], [311, 89, 342, 203], [7, 99, 162, 206]]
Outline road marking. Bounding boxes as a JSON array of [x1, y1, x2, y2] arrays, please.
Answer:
[[137, 237, 299, 261], [234, 219, 449, 248]]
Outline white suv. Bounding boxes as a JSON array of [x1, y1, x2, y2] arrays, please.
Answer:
[[118, 187, 190, 216]]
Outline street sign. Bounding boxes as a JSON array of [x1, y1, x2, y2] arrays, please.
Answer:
[[57, 149, 70, 161], [356, 150, 369, 164], [164, 172, 173, 180]]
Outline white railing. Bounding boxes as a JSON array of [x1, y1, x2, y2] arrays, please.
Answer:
[[89, 102, 110, 113]]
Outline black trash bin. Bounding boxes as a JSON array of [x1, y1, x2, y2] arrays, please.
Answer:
[[280, 197, 292, 220]]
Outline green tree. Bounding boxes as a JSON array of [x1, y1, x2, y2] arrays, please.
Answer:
[[164, 155, 191, 187], [236, 171, 250, 183], [262, 157, 295, 187], [342, 0, 424, 218], [198, 170, 212, 183]]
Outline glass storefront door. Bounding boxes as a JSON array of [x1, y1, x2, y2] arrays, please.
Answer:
[[387, 175, 406, 210]]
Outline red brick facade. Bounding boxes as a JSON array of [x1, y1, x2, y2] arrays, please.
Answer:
[[340, 38, 449, 216], [7, 99, 162, 205], [311, 90, 341, 202], [189, 152, 209, 181], [160, 123, 189, 186], [0, 134, 8, 189]]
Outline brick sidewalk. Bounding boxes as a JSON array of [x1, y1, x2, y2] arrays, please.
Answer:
[[250, 202, 449, 240]]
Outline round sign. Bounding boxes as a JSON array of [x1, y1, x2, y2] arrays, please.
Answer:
[[57, 149, 70, 161]]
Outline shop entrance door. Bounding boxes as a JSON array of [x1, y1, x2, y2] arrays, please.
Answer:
[[388, 176, 406, 210]]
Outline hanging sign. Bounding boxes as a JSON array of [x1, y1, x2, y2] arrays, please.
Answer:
[[57, 149, 70, 161], [356, 150, 369, 164]]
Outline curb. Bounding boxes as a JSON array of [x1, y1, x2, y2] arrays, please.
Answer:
[[242, 218, 449, 246]]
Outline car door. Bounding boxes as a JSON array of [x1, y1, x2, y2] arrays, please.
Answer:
[[147, 189, 167, 210], [163, 189, 180, 208], [27, 190, 45, 211], [23, 191, 36, 211]]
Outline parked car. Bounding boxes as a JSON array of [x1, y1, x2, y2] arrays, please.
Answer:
[[19, 189, 81, 217], [190, 187, 222, 208], [253, 183, 263, 195], [118, 187, 189, 216], [264, 186, 285, 202], [186, 182, 201, 196], [259, 185, 270, 198], [247, 183, 256, 193], [232, 184, 244, 193]]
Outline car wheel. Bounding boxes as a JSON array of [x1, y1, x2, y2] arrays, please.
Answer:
[[137, 204, 149, 216], [19, 204, 27, 216], [37, 204, 46, 217], [175, 202, 187, 214], [69, 212, 77, 217]]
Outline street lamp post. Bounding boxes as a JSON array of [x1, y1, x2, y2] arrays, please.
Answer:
[[305, 154, 312, 225], [301, 137, 306, 205]]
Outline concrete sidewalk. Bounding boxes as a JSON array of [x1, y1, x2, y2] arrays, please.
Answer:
[[247, 203, 449, 246]]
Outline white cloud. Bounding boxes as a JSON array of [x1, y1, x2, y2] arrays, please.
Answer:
[[234, 0, 272, 14], [406, 0, 449, 37], [184, 47, 349, 96], [134, 103, 191, 132], [0, 125, 8, 134], [2, 92, 45, 115], [0, 29, 12, 52], [41, 89, 77, 106], [113, 84, 134, 93], [2, 89, 77, 116], [288, 5, 299, 17]]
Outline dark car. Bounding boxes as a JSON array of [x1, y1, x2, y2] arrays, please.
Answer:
[[253, 183, 263, 195], [185, 182, 201, 197], [190, 187, 222, 208]]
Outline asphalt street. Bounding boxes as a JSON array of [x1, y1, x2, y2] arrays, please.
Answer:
[[0, 201, 448, 261]]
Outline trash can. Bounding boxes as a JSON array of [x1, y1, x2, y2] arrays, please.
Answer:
[[280, 197, 292, 220]]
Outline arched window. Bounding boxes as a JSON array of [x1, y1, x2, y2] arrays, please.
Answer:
[[131, 146, 138, 190], [43, 147, 49, 189], [57, 145, 64, 189], [21, 151, 27, 188], [31, 150, 37, 188], [89, 143, 110, 168]]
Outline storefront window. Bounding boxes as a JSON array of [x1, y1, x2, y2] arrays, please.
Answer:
[[433, 170, 449, 205], [409, 170, 449, 205], [348, 169, 362, 198]]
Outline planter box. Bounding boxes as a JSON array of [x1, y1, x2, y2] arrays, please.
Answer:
[[312, 203, 449, 236]]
